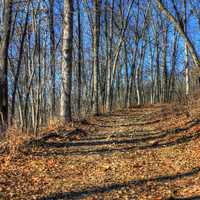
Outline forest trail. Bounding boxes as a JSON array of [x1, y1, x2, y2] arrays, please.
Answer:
[[1, 105, 200, 199]]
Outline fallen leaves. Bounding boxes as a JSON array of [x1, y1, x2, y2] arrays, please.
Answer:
[[1, 104, 200, 199]]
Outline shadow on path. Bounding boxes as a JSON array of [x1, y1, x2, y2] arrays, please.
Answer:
[[39, 167, 200, 200], [26, 130, 200, 157], [23, 119, 200, 157]]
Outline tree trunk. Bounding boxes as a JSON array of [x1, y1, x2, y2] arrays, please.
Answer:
[[169, 32, 178, 101], [184, 0, 189, 96], [60, 0, 73, 121], [161, 25, 168, 102], [49, 0, 56, 117], [0, 0, 12, 128], [11, 1, 30, 125], [123, 41, 129, 108], [77, 0, 82, 116], [155, 32, 161, 103], [93, 0, 101, 115], [106, 0, 114, 113]]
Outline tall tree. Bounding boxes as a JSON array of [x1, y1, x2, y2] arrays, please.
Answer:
[[49, 0, 56, 117], [156, 0, 200, 68], [184, 0, 189, 96], [106, 0, 114, 113], [93, 0, 101, 115], [10, 1, 30, 125], [161, 23, 168, 102], [169, 31, 178, 101], [60, 0, 74, 121], [0, 0, 12, 128], [77, 0, 82, 115], [155, 28, 161, 103]]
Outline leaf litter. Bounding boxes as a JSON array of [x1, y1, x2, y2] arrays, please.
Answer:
[[1, 103, 200, 199]]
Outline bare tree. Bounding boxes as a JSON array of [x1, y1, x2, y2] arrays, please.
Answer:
[[106, 0, 114, 113], [0, 0, 12, 128], [60, 0, 74, 121], [156, 0, 200, 68], [92, 0, 101, 115], [184, 0, 189, 96], [161, 22, 168, 102], [49, 0, 56, 117], [77, 0, 82, 115], [10, 1, 30, 125]]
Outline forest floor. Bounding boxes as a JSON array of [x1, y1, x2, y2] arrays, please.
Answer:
[[1, 103, 200, 199]]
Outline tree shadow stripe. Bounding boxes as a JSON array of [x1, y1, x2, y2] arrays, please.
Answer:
[[39, 167, 200, 200]]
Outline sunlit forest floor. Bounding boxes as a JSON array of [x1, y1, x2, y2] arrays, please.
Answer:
[[1, 101, 200, 199]]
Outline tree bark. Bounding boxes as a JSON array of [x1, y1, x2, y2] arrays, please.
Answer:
[[184, 0, 189, 96], [77, 0, 82, 116], [106, 0, 114, 113], [60, 0, 73, 121], [93, 0, 101, 115], [155, 31, 161, 103], [11, 1, 30, 125], [161, 25, 168, 102], [49, 0, 56, 117], [169, 32, 178, 101], [0, 0, 12, 128]]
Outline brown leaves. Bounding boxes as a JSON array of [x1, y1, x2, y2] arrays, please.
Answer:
[[1, 105, 200, 199]]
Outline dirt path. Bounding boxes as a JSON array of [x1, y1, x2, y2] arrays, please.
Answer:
[[1, 105, 200, 199]]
